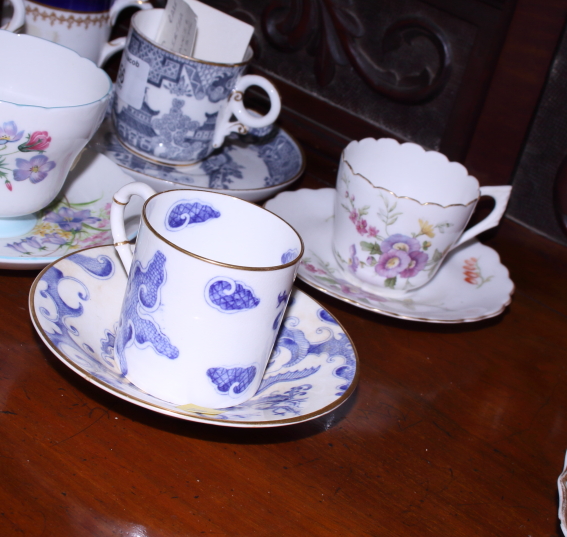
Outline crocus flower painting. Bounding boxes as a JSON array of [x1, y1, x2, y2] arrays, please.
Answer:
[[0, 122, 56, 191], [4, 197, 112, 258]]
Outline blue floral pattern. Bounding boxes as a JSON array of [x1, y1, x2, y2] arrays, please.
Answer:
[[165, 199, 221, 231]]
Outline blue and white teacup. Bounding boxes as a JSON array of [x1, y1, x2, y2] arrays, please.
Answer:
[[113, 8, 281, 166], [23, 0, 151, 66], [111, 183, 303, 408]]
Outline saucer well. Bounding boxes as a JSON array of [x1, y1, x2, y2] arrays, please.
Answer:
[[265, 188, 515, 323], [0, 149, 142, 270], [29, 245, 359, 427], [89, 118, 305, 203]]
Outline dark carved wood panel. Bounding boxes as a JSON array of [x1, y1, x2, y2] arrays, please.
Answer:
[[506, 20, 567, 246], [201, 0, 515, 164]]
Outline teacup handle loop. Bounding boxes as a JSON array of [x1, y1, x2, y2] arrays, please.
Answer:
[[212, 75, 282, 149], [111, 182, 157, 274], [97, 0, 151, 67], [452, 185, 512, 249], [1, 0, 25, 33]]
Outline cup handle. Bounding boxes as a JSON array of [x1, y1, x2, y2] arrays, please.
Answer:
[[1, 0, 25, 33], [98, 37, 127, 67], [452, 185, 512, 249], [109, 0, 152, 26], [212, 75, 282, 149], [111, 182, 156, 274]]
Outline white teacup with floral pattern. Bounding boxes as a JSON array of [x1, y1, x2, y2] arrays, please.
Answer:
[[333, 138, 512, 296], [0, 31, 111, 228]]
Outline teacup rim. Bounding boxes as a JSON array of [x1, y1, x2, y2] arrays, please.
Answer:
[[342, 153, 480, 209], [0, 31, 112, 110], [139, 188, 305, 271], [132, 8, 253, 68]]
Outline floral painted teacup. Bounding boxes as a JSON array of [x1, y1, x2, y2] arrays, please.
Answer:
[[0, 30, 111, 223], [111, 183, 303, 408], [333, 138, 512, 296]]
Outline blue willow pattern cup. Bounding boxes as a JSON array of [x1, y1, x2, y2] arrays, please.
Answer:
[[113, 8, 281, 166]]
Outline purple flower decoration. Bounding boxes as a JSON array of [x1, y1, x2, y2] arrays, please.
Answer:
[[22, 236, 42, 249], [5, 240, 28, 253], [375, 249, 411, 278], [381, 234, 420, 254], [348, 244, 359, 273], [13, 155, 56, 184], [399, 250, 429, 278], [0, 121, 24, 146], [44, 207, 100, 232], [42, 232, 68, 245]]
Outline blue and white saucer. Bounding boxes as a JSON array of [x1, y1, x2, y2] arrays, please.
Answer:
[[89, 118, 305, 203], [0, 149, 142, 270], [29, 244, 359, 427], [266, 188, 515, 323]]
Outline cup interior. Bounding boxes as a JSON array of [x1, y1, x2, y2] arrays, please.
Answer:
[[344, 138, 479, 207], [144, 190, 302, 268], [0, 31, 110, 107], [132, 9, 253, 64]]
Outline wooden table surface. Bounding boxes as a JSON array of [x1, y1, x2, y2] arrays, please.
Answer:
[[1, 138, 566, 537]]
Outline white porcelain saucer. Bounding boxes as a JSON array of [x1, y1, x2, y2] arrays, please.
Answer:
[[266, 188, 515, 323], [29, 244, 359, 428], [558, 451, 567, 534], [89, 118, 305, 203], [0, 149, 142, 270]]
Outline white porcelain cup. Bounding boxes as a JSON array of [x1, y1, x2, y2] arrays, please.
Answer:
[[0, 30, 111, 223], [23, 0, 151, 66], [333, 138, 512, 296], [111, 183, 303, 408], [113, 8, 281, 165]]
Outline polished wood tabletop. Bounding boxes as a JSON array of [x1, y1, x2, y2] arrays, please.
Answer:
[[0, 138, 566, 536]]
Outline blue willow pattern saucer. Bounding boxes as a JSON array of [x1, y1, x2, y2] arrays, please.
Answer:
[[89, 119, 305, 202], [29, 245, 359, 427]]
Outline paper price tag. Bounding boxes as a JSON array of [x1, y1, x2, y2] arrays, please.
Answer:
[[116, 51, 151, 110], [156, 0, 197, 57]]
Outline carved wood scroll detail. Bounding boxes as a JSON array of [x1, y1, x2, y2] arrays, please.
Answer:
[[262, 0, 452, 103]]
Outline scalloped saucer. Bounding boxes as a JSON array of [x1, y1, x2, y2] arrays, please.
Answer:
[[0, 149, 142, 270], [29, 245, 359, 428], [265, 188, 514, 323], [89, 118, 305, 203]]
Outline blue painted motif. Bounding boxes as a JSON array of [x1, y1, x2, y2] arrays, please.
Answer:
[[205, 277, 260, 313], [200, 146, 244, 189], [37, 259, 129, 391], [272, 309, 283, 331], [318, 308, 339, 325], [165, 199, 221, 231], [100, 329, 115, 366], [115, 250, 179, 375], [69, 253, 114, 279], [262, 316, 356, 397], [207, 366, 257, 396], [281, 249, 298, 264], [277, 290, 288, 308]]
